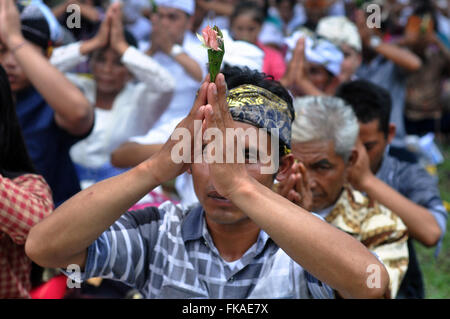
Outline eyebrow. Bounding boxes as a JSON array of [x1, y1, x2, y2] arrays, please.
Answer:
[[364, 141, 378, 147], [311, 159, 333, 166]]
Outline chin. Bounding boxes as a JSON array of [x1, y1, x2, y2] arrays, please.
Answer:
[[10, 81, 29, 93], [204, 203, 246, 225]]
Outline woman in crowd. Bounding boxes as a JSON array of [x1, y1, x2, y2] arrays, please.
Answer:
[[229, 1, 286, 81], [0, 65, 54, 298], [50, 3, 175, 189]]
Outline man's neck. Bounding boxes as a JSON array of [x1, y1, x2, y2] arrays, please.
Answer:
[[205, 217, 261, 262]]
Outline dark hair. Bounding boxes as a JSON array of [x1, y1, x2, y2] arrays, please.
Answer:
[[21, 17, 51, 50], [230, 1, 266, 26], [0, 65, 36, 175], [275, 0, 297, 8], [335, 80, 392, 137], [412, 0, 438, 32], [221, 65, 294, 159]]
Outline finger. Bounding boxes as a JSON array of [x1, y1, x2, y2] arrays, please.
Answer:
[[203, 103, 216, 146], [215, 73, 227, 104], [190, 81, 209, 117], [280, 174, 297, 197], [215, 73, 231, 124], [206, 82, 222, 126], [209, 76, 232, 129], [295, 173, 304, 195], [288, 190, 301, 204], [296, 162, 309, 190]]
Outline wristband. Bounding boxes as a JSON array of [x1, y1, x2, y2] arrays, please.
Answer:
[[170, 44, 184, 57], [369, 35, 382, 49]]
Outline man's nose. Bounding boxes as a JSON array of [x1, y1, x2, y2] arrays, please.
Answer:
[[308, 174, 318, 190]]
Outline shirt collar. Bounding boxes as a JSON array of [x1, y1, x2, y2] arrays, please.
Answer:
[[181, 204, 273, 257], [181, 204, 204, 243]]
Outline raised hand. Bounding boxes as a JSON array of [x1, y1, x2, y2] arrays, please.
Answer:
[[276, 160, 313, 210], [202, 73, 250, 199], [149, 76, 210, 184], [346, 139, 374, 192], [79, 4, 112, 55], [0, 0, 24, 49], [109, 3, 129, 55], [281, 37, 306, 89]]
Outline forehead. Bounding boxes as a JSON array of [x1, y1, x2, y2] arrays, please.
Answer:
[[340, 43, 358, 55], [233, 13, 258, 24], [92, 48, 123, 64], [358, 120, 383, 139], [157, 6, 188, 18], [291, 140, 338, 162], [305, 0, 331, 9], [307, 62, 329, 73]]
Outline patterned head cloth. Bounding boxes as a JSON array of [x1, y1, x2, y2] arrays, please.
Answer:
[[227, 84, 294, 154]]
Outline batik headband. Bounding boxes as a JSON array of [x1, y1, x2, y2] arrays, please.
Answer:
[[226, 84, 293, 154]]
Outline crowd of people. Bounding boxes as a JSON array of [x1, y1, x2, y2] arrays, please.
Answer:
[[0, 0, 449, 299]]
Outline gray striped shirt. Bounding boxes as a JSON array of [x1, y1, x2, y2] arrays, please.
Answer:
[[74, 201, 335, 299]]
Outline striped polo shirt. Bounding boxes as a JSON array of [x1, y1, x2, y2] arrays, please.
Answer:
[[67, 201, 335, 299]]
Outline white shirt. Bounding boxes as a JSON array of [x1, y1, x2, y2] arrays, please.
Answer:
[[127, 32, 207, 208]]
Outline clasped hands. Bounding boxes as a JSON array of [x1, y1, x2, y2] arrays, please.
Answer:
[[149, 74, 251, 200]]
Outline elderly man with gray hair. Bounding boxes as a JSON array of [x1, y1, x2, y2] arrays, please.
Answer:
[[276, 96, 409, 298]]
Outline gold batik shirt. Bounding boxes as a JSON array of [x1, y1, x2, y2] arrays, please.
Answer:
[[325, 185, 409, 298]]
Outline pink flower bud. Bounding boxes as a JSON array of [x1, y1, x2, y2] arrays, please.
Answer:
[[202, 26, 221, 51]]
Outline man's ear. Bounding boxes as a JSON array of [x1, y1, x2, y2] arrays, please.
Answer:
[[187, 165, 192, 175], [347, 147, 358, 168], [275, 154, 294, 181], [387, 123, 396, 145]]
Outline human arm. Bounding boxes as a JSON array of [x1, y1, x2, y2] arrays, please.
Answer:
[[201, 74, 389, 299], [111, 142, 163, 168], [0, 0, 94, 136], [25, 79, 210, 269], [348, 140, 443, 247], [280, 38, 325, 97], [355, 9, 422, 72], [0, 174, 53, 245]]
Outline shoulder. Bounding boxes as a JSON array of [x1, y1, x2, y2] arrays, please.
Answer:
[[5, 173, 53, 205], [387, 154, 437, 186], [123, 201, 191, 228]]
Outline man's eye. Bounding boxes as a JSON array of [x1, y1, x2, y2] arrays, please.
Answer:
[[169, 14, 179, 21], [315, 165, 331, 171]]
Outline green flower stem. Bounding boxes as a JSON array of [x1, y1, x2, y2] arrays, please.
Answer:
[[208, 26, 225, 82]]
